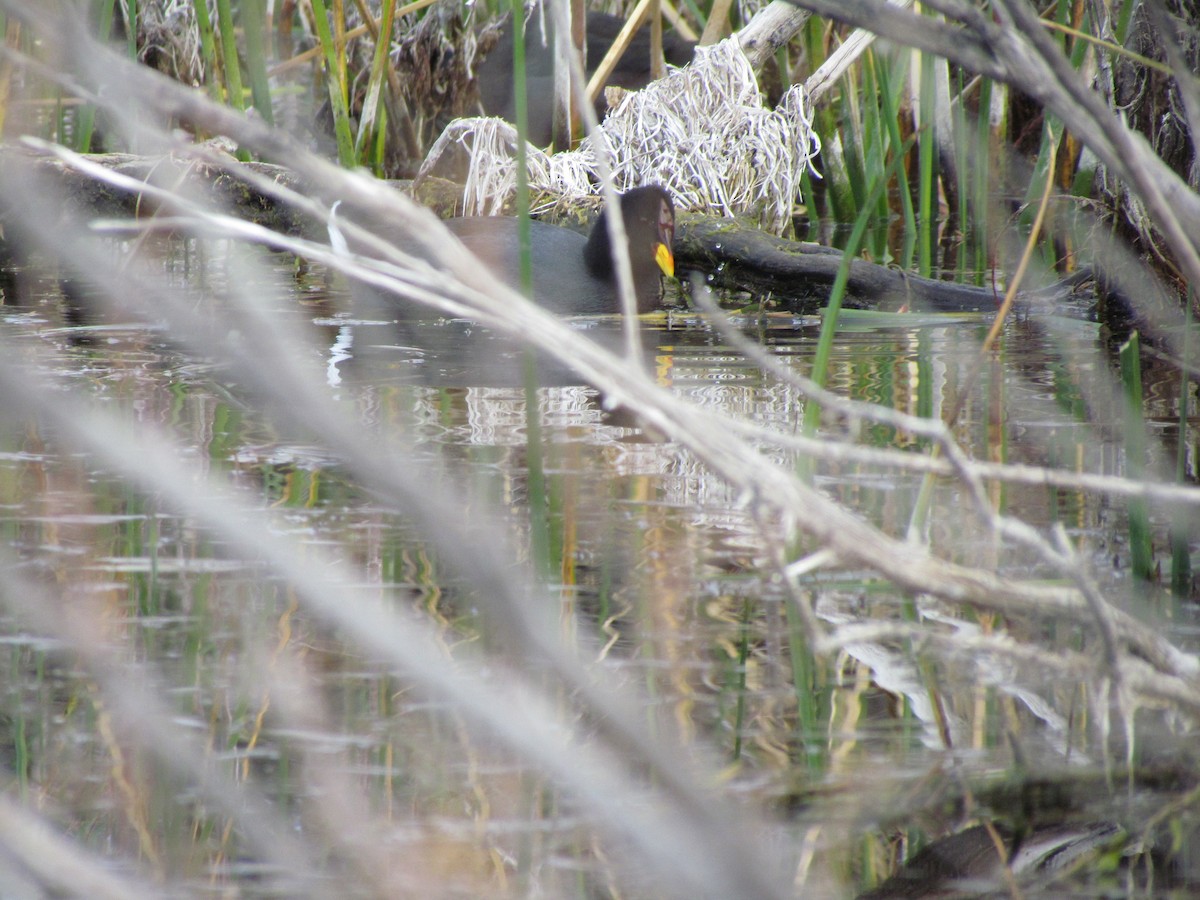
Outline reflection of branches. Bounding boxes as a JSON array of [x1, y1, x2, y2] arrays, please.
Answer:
[[2, 147, 778, 895], [690, 275, 1176, 697], [818, 618, 1200, 723]]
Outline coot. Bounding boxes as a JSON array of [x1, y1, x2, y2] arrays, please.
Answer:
[[445, 186, 675, 315]]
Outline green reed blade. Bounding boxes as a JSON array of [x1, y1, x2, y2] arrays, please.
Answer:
[[972, 77, 991, 282], [510, 0, 531, 293], [916, 48, 935, 278], [730, 596, 752, 762], [190, 0, 221, 101], [308, 0, 356, 166], [822, 125, 855, 225], [546, 448, 568, 583], [355, 0, 399, 166], [75, 0, 118, 150], [1063, 5, 1095, 201], [977, 76, 1007, 284], [1115, 0, 1135, 43], [371, 108, 388, 170], [681, 0, 705, 28], [776, 46, 790, 92], [1172, 297, 1193, 596], [953, 69, 969, 279], [801, 18, 852, 224], [840, 66, 867, 218], [0, 14, 17, 138], [523, 353, 551, 578], [1119, 332, 1154, 581], [873, 53, 915, 270], [1019, 119, 1062, 269], [784, 596, 822, 774], [509, 0, 550, 579], [240, 0, 274, 125], [214, 0, 244, 111], [125, 0, 138, 59], [807, 117, 928, 534], [801, 137, 916, 448], [8, 649, 30, 795], [860, 52, 888, 259]]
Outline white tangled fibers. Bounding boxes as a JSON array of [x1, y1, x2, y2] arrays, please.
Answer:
[[420, 37, 820, 232]]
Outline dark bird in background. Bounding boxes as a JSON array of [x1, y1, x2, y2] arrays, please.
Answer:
[[476, 9, 695, 146]]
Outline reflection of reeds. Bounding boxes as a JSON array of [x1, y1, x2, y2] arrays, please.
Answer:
[[1173, 297, 1194, 596], [1120, 331, 1153, 581], [1, 2, 1199, 897]]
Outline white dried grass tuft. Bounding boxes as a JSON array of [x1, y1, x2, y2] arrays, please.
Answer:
[[420, 38, 821, 231], [598, 39, 820, 232], [422, 119, 525, 216], [131, 0, 206, 85]]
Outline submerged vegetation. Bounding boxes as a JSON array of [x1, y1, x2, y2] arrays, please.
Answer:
[[0, 0, 1199, 897]]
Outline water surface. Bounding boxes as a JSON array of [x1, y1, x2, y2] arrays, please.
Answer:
[[0, 242, 1194, 896]]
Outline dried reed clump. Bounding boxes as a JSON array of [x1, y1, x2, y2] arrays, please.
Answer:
[[132, 0, 206, 86], [419, 38, 820, 231], [387, 3, 491, 141], [419, 118, 595, 217]]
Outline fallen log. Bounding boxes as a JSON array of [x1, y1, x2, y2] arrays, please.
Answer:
[[413, 177, 1095, 315], [676, 216, 1094, 314], [1, 148, 1092, 315], [0, 149, 310, 236]]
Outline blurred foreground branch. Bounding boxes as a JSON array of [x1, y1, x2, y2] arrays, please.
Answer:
[[1, 3, 1199, 895]]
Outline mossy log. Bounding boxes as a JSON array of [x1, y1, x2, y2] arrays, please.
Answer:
[[675, 217, 1094, 313]]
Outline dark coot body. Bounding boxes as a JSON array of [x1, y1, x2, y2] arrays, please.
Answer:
[[477, 10, 695, 146], [445, 186, 675, 315]]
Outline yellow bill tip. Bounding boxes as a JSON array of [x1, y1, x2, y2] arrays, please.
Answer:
[[655, 243, 675, 278]]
